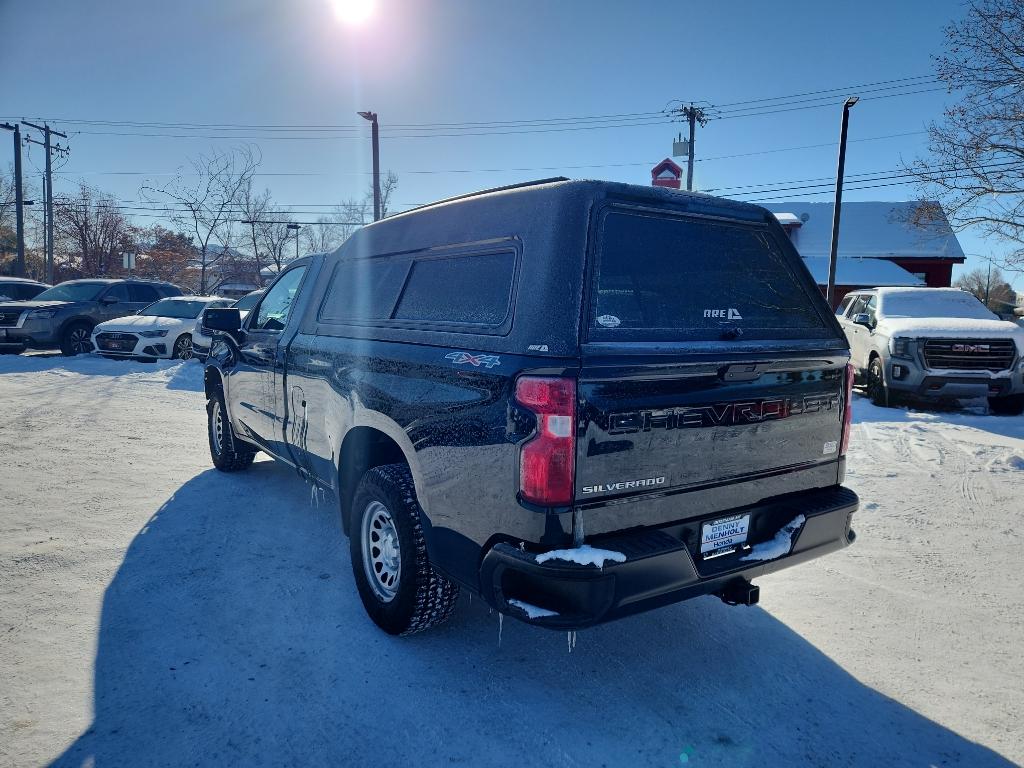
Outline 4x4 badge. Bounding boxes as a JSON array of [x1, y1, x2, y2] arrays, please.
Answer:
[[445, 351, 501, 368]]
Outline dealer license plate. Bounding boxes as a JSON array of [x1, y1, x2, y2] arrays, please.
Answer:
[[700, 513, 750, 556]]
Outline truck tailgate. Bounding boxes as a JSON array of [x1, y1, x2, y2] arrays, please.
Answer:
[[575, 350, 848, 535]]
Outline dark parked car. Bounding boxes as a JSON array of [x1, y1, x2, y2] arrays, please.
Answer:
[[202, 179, 858, 636], [0, 278, 182, 355], [0, 277, 50, 302]]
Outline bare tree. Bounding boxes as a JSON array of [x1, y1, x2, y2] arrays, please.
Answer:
[[53, 183, 136, 277], [907, 0, 1024, 272], [0, 165, 15, 231], [954, 264, 1018, 312], [240, 182, 271, 277], [300, 172, 399, 254], [142, 146, 259, 292]]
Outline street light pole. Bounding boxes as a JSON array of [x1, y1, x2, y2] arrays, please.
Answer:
[[357, 111, 381, 221], [0, 123, 26, 277], [826, 97, 858, 308], [287, 223, 301, 261]]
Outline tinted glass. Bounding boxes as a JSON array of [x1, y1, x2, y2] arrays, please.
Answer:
[[234, 291, 264, 311], [254, 266, 307, 331], [33, 282, 108, 302], [139, 299, 211, 319], [130, 284, 160, 303], [393, 251, 516, 326], [104, 284, 132, 302], [836, 296, 853, 316], [320, 257, 410, 323], [594, 212, 826, 340]]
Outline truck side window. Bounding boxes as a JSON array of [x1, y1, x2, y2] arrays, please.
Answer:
[[254, 266, 307, 331], [393, 251, 516, 326], [836, 296, 853, 316], [865, 295, 878, 325], [847, 296, 867, 317]]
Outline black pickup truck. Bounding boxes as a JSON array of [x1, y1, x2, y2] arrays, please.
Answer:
[[202, 179, 858, 635]]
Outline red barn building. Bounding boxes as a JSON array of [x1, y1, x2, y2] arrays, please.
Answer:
[[762, 202, 966, 308]]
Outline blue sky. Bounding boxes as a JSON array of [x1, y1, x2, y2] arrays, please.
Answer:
[[1, 0, 1010, 285]]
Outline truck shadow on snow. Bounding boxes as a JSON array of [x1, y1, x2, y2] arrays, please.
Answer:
[[50, 461, 1015, 768]]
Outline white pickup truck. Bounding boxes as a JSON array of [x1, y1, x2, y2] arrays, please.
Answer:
[[836, 287, 1024, 414]]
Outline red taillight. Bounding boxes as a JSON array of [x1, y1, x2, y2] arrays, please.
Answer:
[[840, 363, 854, 456], [515, 376, 576, 506]]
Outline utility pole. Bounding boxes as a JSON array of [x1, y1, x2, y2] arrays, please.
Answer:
[[23, 121, 68, 284], [357, 111, 381, 221], [672, 104, 709, 191], [287, 223, 301, 260], [0, 123, 26, 277], [826, 97, 858, 308], [984, 260, 992, 309]]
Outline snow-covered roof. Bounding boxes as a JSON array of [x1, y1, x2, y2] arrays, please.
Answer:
[[215, 281, 260, 293], [773, 212, 802, 227], [765, 201, 965, 261], [799, 256, 924, 287]]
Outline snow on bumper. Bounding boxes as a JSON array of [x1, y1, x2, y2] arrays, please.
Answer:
[[479, 486, 858, 630]]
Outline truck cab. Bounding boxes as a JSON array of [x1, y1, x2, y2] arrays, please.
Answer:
[[202, 179, 858, 635]]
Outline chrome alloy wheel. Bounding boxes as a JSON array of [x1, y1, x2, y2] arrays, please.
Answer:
[[69, 327, 92, 354], [361, 500, 402, 602]]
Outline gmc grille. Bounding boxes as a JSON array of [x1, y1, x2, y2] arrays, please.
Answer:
[[922, 338, 1017, 372], [0, 310, 23, 327]]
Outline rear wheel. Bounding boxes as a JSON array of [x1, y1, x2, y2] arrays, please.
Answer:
[[350, 464, 459, 635], [867, 356, 889, 407], [172, 333, 193, 360], [207, 389, 256, 471], [60, 322, 93, 356], [989, 394, 1024, 416]]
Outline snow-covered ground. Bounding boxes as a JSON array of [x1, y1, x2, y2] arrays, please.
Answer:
[[1, 354, 1022, 767]]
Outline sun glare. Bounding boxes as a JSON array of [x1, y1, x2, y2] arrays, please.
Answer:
[[329, 0, 376, 26]]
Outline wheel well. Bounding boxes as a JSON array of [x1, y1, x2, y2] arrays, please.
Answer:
[[338, 427, 407, 536], [204, 367, 223, 400], [58, 317, 94, 339]]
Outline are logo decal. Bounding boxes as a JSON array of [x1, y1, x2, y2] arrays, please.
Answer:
[[445, 351, 501, 368], [703, 308, 743, 320]]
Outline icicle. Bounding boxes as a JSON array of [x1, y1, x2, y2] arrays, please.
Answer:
[[567, 631, 577, 653], [497, 612, 504, 648]]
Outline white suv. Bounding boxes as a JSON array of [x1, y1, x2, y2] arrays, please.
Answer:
[[836, 287, 1024, 414]]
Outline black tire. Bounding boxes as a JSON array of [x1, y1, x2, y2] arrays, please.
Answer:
[[989, 394, 1024, 416], [867, 356, 889, 407], [350, 464, 459, 636], [172, 333, 194, 360], [60, 321, 93, 356], [206, 388, 257, 471]]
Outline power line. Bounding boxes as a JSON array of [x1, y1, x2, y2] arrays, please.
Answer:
[[1, 76, 950, 144], [47, 130, 929, 180]]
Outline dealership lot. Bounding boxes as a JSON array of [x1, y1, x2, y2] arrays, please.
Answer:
[[1, 354, 1022, 767]]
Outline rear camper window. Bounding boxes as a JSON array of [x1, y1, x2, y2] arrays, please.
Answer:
[[591, 211, 830, 341]]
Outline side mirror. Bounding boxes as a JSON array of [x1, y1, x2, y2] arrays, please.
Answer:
[[852, 313, 873, 328], [101, 295, 120, 305], [203, 307, 242, 334]]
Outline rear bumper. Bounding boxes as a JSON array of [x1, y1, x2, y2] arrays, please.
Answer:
[[479, 485, 858, 630]]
